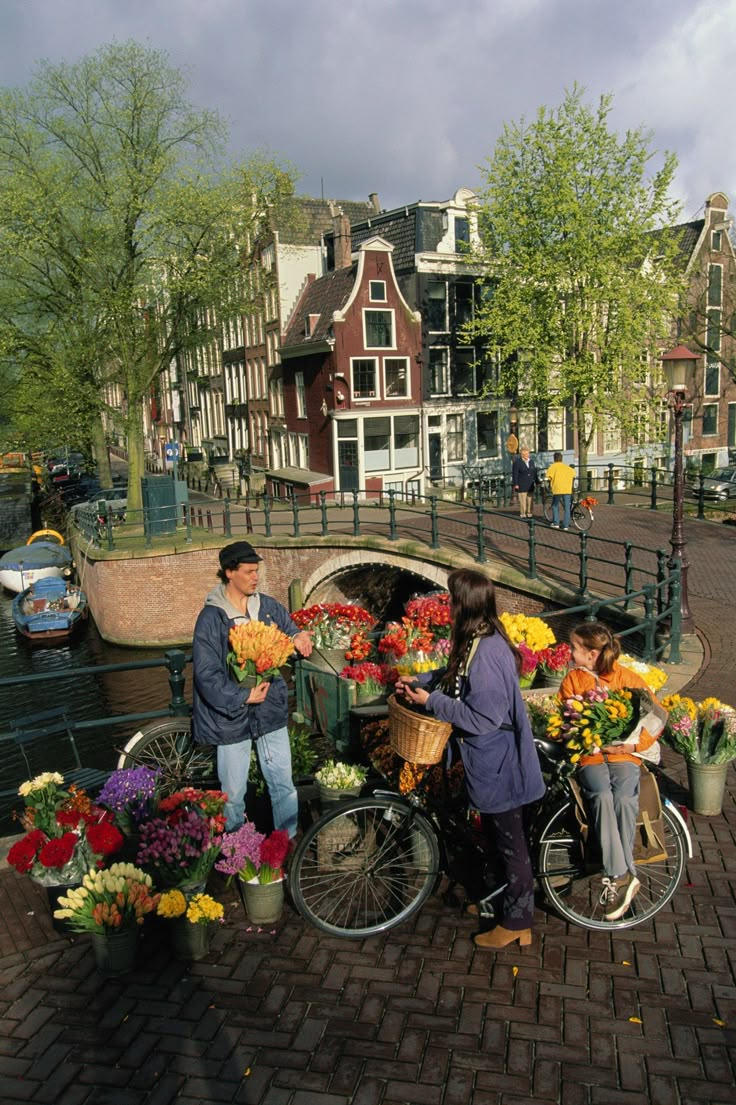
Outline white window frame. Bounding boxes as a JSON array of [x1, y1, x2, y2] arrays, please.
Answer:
[[428, 347, 450, 397], [363, 308, 395, 350], [446, 413, 465, 462], [295, 371, 306, 419], [351, 357, 378, 400], [369, 280, 386, 303], [704, 361, 720, 397], [383, 357, 410, 399]]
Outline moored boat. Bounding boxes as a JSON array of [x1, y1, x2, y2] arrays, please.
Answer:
[[12, 577, 88, 643], [0, 541, 73, 594]]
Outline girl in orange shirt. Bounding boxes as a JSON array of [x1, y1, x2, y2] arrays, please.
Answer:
[[557, 622, 665, 921]]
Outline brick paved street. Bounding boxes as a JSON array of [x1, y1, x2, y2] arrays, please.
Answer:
[[0, 500, 734, 1103]]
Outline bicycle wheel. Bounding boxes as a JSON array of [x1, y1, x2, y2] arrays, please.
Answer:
[[289, 796, 441, 938], [537, 801, 686, 930], [117, 718, 217, 792], [571, 503, 592, 532]]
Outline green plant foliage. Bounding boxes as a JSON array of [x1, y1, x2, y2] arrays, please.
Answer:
[[248, 722, 319, 795]]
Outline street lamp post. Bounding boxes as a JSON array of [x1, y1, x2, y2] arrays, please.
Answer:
[[661, 345, 699, 635]]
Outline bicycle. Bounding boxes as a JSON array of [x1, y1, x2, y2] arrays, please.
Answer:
[[539, 484, 596, 532], [288, 739, 691, 938]]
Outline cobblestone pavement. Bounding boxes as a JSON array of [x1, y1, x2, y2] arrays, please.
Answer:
[[0, 500, 734, 1103]]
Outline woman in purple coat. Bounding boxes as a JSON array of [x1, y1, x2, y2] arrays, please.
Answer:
[[396, 569, 545, 950]]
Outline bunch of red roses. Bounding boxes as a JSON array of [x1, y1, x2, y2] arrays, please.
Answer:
[[8, 773, 123, 886]]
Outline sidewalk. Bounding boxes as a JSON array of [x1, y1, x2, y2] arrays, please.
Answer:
[[0, 502, 734, 1103]]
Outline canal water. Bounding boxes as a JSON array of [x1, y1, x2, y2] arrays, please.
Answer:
[[0, 586, 190, 823]]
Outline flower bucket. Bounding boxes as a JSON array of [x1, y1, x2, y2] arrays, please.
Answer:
[[687, 761, 729, 816], [519, 671, 537, 690], [355, 689, 388, 707], [540, 671, 566, 689], [45, 882, 82, 935], [309, 648, 348, 673], [172, 919, 212, 961], [317, 781, 363, 810], [90, 927, 140, 977], [240, 877, 284, 924]]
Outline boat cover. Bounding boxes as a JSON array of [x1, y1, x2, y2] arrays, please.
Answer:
[[0, 542, 73, 571]]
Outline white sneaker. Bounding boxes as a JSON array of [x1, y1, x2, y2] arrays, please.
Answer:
[[600, 874, 641, 921], [550, 523, 559, 529]]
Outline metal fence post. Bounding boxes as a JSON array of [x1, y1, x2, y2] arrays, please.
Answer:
[[656, 548, 667, 617], [291, 493, 300, 537], [223, 499, 232, 537], [184, 504, 192, 544], [577, 532, 589, 598], [164, 649, 188, 714], [320, 491, 329, 536], [263, 493, 272, 537], [476, 505, 486, 563], [650, 466, 658, 511], [527, 518, 537, 579], [429, 496, 440, 549], [388, 490, 398, 540], [352, 489, 361, 536], [623, 542, 634, 610], [697, 473, 706, 520], [607, 463, 615, 505]]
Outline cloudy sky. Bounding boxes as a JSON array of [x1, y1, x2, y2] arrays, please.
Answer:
[[0, 0, 734, 222]]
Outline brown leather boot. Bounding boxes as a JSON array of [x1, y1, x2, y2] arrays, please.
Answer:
[[474, 925, 532, 950]]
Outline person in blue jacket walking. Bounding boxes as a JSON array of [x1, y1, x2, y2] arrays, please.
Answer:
[[192, 541, 313, 836], [396, 568, 545, 950]]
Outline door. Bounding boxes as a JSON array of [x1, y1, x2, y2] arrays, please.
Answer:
[[428, 434, 442, 482], [338, 440, 359, 491]]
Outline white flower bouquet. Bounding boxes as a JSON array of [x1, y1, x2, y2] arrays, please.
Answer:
[[314, 760, 367, 790]]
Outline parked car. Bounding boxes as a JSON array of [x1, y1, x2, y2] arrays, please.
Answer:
[[686, 466, 736, 501], [70, 486, 128, 521]]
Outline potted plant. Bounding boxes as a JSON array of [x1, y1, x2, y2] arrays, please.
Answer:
[[661, 694, 736, 815], [314, 759, 367, 808], [517, 642, 540, 689], [292, 602, 375, 672], [227, 621, 295, 686], [377, 617, 438, 675], [52, 862, 160, 975], [134, 787, 227, 894], [535, 642, 572, 688], [7, 772, 124, 930], [156, 888, 224, 960], [215, 822, 291, 924], [339, 661, 397, 705]]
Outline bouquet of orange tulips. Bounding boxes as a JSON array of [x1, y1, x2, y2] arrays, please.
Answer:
[[227, 622, 295, 684]]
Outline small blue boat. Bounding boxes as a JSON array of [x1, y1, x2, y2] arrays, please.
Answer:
[[12, 576, 88, 643]]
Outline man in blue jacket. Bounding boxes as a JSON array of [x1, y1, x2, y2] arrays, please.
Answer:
[[192, 541, 313, 836]]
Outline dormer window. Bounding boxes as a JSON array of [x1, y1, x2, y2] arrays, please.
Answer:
[[305, 313, 320, 338], [712, 229, 723, 252], [369, 280, 386, 302]]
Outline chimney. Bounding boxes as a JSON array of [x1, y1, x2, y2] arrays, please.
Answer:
[[333, 210, 352, 270], [369, 192, 381, 214]]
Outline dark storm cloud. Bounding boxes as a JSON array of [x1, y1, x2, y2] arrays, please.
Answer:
[[0, 0, 733, 217]]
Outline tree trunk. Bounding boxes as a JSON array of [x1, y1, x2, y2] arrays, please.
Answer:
[[125, 413, 146, 512], [575, 402, 589, 483], [90, 418, 113, 489]]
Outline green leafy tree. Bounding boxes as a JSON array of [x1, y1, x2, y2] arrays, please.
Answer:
[[0, 41, 296, 507], [469, 86, 686, 471]]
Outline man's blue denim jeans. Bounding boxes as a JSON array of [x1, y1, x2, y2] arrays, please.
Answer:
[[217, 726, 298, 836], [552, 493, 572, 528]]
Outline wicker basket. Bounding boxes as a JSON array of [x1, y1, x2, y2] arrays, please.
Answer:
[[387, 694, 452, 765]]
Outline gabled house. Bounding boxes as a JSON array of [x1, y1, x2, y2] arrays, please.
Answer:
[[277, 236, 422, 497]]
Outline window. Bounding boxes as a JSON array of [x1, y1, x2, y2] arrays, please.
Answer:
[[351, 358, 378, 399], [369, 280, 386, 302], [384, 357, 410, 398], [729, 403, 736, 449], [517, 409, 537, 451], [454, 348, 477, 395], [603, 423, 620, 453], [364, 417, 391, 471], [477, 411, 499, 457], [545, 407, 566, 452], [703, 403, 718, 436], [707, 308, 722, 353], [454, 283, 474, 329], [426, 282, 448, 331], [297, 434, 309, 469], [705, 361, 720, 396], [364, 309, 394, 348], [712, 229, 722, 251], [708, 263, 722, 307], [270, 377, 284, 417], [295, 372, 306, 419], [429, 348, 450, 395], [454, 217, 470, 252], [446, 413, 465, 461], [394, 415, 419, 467]]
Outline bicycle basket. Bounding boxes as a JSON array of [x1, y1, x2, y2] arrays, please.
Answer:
[[387, 694, 452, 765]]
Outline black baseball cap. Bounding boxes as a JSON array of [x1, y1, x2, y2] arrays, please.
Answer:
[[219, 541, 263, 569]]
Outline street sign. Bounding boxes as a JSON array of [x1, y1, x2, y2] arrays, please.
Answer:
[[164, 442, 179, 462]]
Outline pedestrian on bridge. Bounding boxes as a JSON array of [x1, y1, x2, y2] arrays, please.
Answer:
[[545, 452, 575, 530], [511, 446, 538, 518]]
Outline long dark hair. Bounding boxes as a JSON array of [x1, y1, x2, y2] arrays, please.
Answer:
[[443, 569, 520, 688], [570, 621, 621, 675]]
